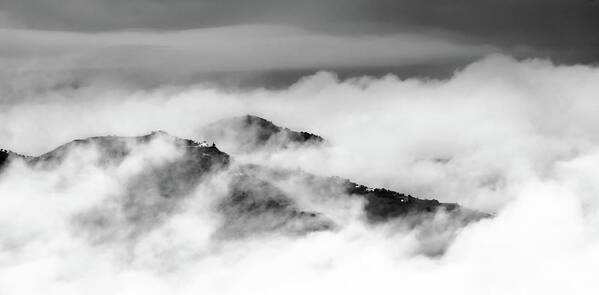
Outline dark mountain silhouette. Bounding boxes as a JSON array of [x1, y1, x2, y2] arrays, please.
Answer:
[[0, 150, 9, 168], [198, 114, 324, 153], [237, 164, 488, 226], [0, 149, 30, 170], [0, 132, 331, 240], [0, 130, 488, 243]]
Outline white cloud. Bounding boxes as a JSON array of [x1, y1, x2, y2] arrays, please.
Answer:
[[1, 55, 599, 294]]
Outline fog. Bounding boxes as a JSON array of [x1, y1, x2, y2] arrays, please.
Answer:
[[1, 55, 599, 294]]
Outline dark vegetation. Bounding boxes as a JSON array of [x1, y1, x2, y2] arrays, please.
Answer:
[[0, 149, 8, 168]]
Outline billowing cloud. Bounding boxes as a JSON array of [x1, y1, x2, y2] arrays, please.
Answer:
[[1, 55, 599, 294]]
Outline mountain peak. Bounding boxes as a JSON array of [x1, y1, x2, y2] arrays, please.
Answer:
[[198, 114, 324, 153], [0, 128, 488, 241]]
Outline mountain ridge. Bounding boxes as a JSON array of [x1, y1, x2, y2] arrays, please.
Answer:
[[0, 117, 490, 242], [197, 114, 324, 153]]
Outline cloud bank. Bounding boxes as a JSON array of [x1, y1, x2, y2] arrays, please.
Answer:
[[2, 0, 598, 62], [0, 24, 496, 97], [1, 55, 599, 294]]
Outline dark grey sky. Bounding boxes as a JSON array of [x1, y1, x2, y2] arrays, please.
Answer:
[[2, 0, 598, 63]]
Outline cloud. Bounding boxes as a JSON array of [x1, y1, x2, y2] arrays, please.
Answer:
[[1, 55, 599, 294], [3, 54, 598, 209], [2, 0, 598, 62], [0, 25, 496, 99]]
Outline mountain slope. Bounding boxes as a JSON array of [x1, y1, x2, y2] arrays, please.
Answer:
[[0, 133, 331, 239], [0, 131, 488, 242], [198, 114, 324, 153]]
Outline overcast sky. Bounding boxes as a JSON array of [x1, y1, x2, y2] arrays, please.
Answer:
[[1, 0, 599, 63], [0, 0, 598, 89]]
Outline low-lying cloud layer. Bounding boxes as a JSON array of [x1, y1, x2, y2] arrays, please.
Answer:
[[1, 55, 599, 294]]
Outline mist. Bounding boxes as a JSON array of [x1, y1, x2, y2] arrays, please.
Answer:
[[1, 54, 599, 294]]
